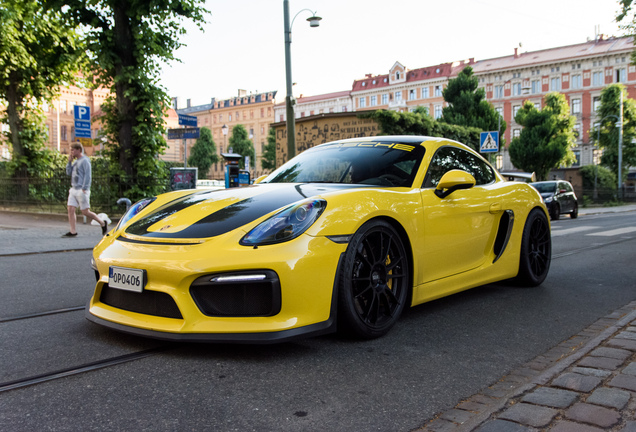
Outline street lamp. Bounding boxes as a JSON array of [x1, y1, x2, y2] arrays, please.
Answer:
[[221, 124, 228, 154], [284, 0, 321, 160]]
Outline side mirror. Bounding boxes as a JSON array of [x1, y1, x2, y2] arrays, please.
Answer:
[[435, 170, 476, 198], [253, 175, 268, 184]]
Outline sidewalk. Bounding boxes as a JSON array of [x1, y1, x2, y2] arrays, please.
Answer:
[[0, 210, 109, 255]]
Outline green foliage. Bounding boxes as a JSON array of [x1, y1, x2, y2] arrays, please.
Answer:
[[0, 0, 82, 177], [228, 124, 255, 169], [590, 84, 636, 182], [508, 93, 577, 181], [441, 66, 507, 141], [261, 127, 277, 171], [579, 164, 617, 201], [358, 107, 482, 151], [187, 127, 219, 179], [50, 0, 209, 201]]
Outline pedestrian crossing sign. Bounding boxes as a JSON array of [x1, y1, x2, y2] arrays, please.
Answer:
[[480, 131, 499, 153]]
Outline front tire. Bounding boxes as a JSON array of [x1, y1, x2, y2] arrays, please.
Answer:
[[550, 204, 560, 221], [515, 209, 551, 287], [338, 220, 410, 339], [570, 203, 578, 219]]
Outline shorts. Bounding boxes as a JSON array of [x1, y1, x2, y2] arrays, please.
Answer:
[[67, 188, 91, 210]]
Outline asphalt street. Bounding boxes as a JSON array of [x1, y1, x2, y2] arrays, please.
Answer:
[[0, 206, 636, 431]]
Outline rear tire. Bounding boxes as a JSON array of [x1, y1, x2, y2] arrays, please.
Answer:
[[570, 203, 578, 219], [337, 220, 410, 339], [515, 209, 551, 287]]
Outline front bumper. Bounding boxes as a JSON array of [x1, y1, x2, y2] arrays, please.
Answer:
[[87, 231, 347, 343]]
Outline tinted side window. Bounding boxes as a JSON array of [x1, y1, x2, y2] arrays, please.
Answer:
[[424, 146, 495, 187]]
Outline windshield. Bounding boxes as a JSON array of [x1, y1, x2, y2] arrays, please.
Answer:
[[262, 140, 426, 187], [531, 182, 557, 193]]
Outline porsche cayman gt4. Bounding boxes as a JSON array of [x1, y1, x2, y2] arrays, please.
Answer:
[[86, 136, 551, 343]]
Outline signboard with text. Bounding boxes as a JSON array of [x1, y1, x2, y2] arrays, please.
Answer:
[[74, 105, 92, 139]]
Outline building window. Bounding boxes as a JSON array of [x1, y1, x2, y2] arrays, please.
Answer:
[[395, 91, 402, 102], [531, 80, 541, 94], [512, 83, 522, 96], [409, 89, 416, 100], [573, 123, 581, 140], [616, 68, 627, 83], [593, 96, 601, 112], [61, 125, 67, 141], [434, 86, 442, 97], [434, 105, 442, 119], [381, 94, 389, 105], [592, 71, 603, 86], [513, 128, 521, 138], [550, 77, 561, 91], [513, 105, 521, 118], [495, 107, 503, 117], [422, 87, 429, 98], [571, 98, 581, 114], [494, 85, 504, 99], [571, 74, 582, 89], [370, 95, 377, 106], [534, 102, 541, 110], [359, 97, 366, 108], [60, 100, 67, 114]]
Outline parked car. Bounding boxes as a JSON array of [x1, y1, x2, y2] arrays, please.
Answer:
[[530, 180, 578, 220], [87, 136, 551, 343]]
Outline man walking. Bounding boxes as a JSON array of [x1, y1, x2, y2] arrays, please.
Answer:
[[63, 142, 108, 237]]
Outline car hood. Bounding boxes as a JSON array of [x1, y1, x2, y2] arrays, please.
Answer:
[[123, 183, 363, 240]]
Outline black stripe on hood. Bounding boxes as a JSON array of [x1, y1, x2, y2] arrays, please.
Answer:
[[125, 184, 363, 239]]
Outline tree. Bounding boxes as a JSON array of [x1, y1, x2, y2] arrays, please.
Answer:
[[0, 0, 81, 177], [359, 107, 483, 150], [228, 124, 255, 169], [618, 1, 636, 65], [441, 66, 507, 139], [509, 92, 577, 181], [187, 127, 219, 179], [51, 0, 208, 199], [591, 84, 636, 182], [261, 127, 277, 171]]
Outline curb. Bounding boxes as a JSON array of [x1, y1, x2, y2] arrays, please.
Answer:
[[418, 301, 636, 431]]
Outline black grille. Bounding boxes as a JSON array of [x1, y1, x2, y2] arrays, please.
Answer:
[[100, 285, 183, 319], [190, 271, 281, 317]]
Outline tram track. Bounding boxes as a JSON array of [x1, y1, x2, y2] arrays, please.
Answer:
[[0, 346, 172, 393]]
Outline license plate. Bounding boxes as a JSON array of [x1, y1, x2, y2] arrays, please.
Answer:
[[109, 266, 146, 293]]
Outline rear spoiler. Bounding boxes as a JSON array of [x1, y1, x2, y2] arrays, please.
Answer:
[[499, 171, 536, 182]]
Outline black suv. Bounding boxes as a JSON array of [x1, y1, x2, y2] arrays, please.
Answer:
[[530, 180, 578, 220]]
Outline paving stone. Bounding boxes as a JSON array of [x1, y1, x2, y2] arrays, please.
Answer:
[[521, 387, 579, 408], [571, 367, 612, 378], [610, 373, 636, 392], [564, 402, 620, 428], [608, 338, 636, 351], [497, 403, 557, 427], [471, 394, 499, 405], [456, 400, 489, 413], [621, 420, 636, 432], [475, 419, 533, 432], [586, 387, 631, 409], [422, 419, 457, 432], [616, 331, 636, 340], [440, 408, 473, 424], [590, 347, 632, 360], [577, 355, 625, 369], [622, 362, 636, 376], [552, 372, 603, 392], [550, 420, 605, 432]]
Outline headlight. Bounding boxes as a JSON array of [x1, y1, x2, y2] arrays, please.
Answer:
[[116, 197, 156, 230], [544, 196, 553, 203], [240, 199, 326, 246]]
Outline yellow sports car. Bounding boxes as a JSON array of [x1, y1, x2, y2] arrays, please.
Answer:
[[86, 136, 551, 343]]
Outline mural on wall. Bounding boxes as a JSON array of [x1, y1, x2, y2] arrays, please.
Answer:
[[275, 114, 379, 166]]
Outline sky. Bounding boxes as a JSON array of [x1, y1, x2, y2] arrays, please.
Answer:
[[160, 0, 628, 107]]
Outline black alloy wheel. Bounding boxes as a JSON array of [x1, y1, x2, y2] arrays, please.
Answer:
[[570, 203, 579, 219], [338, 220, 410, 339], [515, 208, 551, 287], [551, 204, 560, 221]]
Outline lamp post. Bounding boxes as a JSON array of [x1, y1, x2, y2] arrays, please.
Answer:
[[221, 124, 228, 154], [284, 0, 321, 160]]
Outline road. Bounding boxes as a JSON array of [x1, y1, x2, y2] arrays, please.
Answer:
[[0, 210, 635, 431]]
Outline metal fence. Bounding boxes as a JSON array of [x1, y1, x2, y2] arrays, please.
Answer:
[[0, 176, 171, 215]]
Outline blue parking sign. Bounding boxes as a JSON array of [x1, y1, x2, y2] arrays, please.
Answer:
[[74, 106, 92, 139]]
